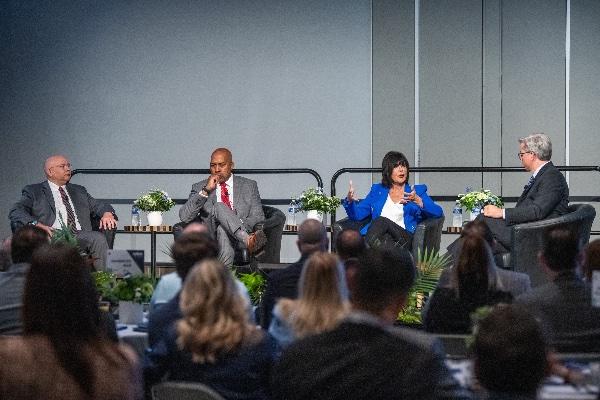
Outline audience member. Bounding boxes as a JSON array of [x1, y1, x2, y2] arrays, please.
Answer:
[[335, 228, 366, 262], [0, 225, 48, 335], [516, 226, 600, 352], [440, 220, 531, 297], [343, 151, 443, 249], [144, 259, 278, 399], [423, 233, 513, 334], [271, 247, 472, 400], [179, 147, 266, 265], [473, 304, 548, 400], [0, 235, 11, 271], [582, 238, 600, 282], [268, 252, 350, 347], [259, 219, 328, 328], [9, 154, 118, 269], [147, 232, 219, 347], [0, 244, 141, 399]]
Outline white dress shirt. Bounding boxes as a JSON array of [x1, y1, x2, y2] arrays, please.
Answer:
[[48, 180, 81, 230]]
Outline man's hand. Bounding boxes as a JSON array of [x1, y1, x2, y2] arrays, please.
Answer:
[[35, 222, 54, 237], [205, 174, 219, 192], [483, 204, 503, 219], [346, 180, 357, 203], [99, 212, 117, 230]]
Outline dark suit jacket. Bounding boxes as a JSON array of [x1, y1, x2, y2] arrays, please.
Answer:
[[179, 175, 265, 232], [259, 255, 308, 329], [147, 291, 182, 348], [505, 161, 569, 225], [9, 181, 115, 232], [271, 314, 472, 400]]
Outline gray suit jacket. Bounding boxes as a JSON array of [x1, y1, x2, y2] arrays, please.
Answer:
[[9, 181, 115, 232], [179, 175, 265, 231]]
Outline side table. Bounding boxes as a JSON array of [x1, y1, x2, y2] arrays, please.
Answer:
[[120, 225, 173, 279]]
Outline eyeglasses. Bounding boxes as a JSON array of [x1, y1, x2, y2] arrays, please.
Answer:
[[50, 163, 72, 170], [517, 151, 533, 160]]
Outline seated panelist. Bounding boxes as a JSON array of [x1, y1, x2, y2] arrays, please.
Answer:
[[342, 151, 443, 249], [8, 154, 117, 270]]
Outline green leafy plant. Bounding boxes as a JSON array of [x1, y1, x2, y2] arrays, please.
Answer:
[[397, 248, 451, 325], [111, 275, 155, 304], [457, 189, 503, 212], [134, 189, 175, 212], [297, 187, 341, 213], [236, 271, 266, 305], [92, 270, 118, 303], [50, 213, 80, 249]]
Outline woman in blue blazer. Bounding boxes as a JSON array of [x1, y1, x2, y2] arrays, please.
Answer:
[[342, 151, 443, 249]]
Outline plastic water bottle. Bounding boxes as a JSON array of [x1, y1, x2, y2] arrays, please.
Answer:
[[287, 199, 298, 226], [452, 201, 463, 228], [131, 204, 141, 226]]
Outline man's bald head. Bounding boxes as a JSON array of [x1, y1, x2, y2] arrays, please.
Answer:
[[44, 155, 72, 186], [297, 219, 328, 255], [211, 147, 233, 161]]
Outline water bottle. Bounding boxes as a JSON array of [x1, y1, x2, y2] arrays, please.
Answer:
[[287, 199, 298, 227], [131, 204, 141, 226], [452, 200, 463, 228]]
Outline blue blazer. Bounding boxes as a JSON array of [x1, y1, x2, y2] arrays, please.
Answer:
[[342, 183, 443, 235]]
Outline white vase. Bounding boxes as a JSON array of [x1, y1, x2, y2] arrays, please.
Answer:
[[118, 301, 143, 324], [306, 210, 323, 222], [147, 211, 163, 226]]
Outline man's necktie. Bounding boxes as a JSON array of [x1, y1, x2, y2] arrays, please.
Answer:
[[524, 175, 535, 191], [58, 186, 77, 232], [220, 182, 233, 210]]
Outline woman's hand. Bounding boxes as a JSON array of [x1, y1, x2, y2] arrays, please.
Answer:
[[346, 180, 358, 203], [401, 189, 423, 208]]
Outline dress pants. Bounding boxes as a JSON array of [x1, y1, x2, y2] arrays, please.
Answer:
[[365, 216, 413, 250], [76, 230, 109, 270], [208, 203, 248, 266]]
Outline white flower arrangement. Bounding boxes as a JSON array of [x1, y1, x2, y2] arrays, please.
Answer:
[[297, 187, 341, 213], [457, 189, 503, 212], [134, 189, 175, 212]]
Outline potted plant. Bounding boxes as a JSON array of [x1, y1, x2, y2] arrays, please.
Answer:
[[397, 248, 451, 326], [236, 270, 266, 306], [134, 189, 176, 226], [457, 189, 503, 221], [111, 275, 155, 324], [297, 187, 341, 222]]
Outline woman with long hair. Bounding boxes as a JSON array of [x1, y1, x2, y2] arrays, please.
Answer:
[[0, 243, 141, 400], [269, 252, 350, 346], [144, 259, 277, 399], [423, 233, 513, 333], [343, 151, 443, 249]]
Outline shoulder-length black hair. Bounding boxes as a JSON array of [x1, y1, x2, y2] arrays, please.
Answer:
[[381, 151, 410, 188]]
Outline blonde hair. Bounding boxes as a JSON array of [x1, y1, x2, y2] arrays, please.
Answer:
[[176, 259, 260, 363], [276, 252, 349, 338]]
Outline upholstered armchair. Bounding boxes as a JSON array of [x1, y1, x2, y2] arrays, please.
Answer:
[[332, 215, 445, 261], [497, 203, 596, 287]]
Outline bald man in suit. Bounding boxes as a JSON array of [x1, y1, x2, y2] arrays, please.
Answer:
[[9, 155, 117, 269], [179, 148, 266, 266]]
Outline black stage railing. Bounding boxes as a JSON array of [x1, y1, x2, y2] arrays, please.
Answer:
[[330, 165, 600, 235]]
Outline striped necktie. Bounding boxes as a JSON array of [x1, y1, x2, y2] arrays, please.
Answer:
[[58, 186, 77, 232]]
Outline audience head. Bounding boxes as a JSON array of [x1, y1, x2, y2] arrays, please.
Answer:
[[381, 151, 410, 187], [177, 258, 258, 363], [23, 243, 100, 340], [582, 239, 600, 281], [182, 222, 209, 234], [44, 154, 73, 186], [335, 229, 365, 262], [171, 232, 219, 280], [540, 226, 581, 274], [11, 225, 49, 264], [460, 219, 494, 246], [353, 247, 415, 322], [519, 132, 552, 161], [297, 219, 328, 256], [454, 233, 497, 298], [474, 304, 548, 396]]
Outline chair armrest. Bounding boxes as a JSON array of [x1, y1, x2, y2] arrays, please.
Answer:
[[331, 217, 371, 251], [411, 216, 445, 261]]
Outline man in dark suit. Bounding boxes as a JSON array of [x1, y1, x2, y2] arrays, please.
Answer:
[[271, 247, 472, 400], [259, 219, 328, 329], [179, 148, 266, 266], [8, 155, 117, 269], [481, 132, 569, 252]]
